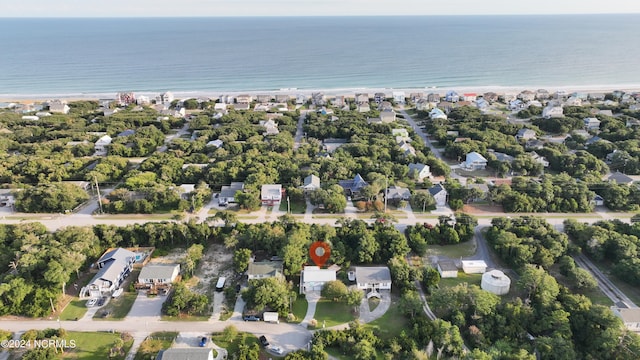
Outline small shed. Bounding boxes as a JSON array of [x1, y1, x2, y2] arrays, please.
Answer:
[[436, 260, 458, 278], [461, 260, 487, 274], [263, 311, 279, 324]]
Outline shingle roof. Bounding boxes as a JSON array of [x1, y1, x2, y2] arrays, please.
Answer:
[[159, 348, 213, 360], [139, 264, 179, 280], [355, 267, 391, 284], [247, 261, 283, 277]]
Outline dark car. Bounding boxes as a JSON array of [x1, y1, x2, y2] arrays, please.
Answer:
[[259, 335, 269, 347], [100, 310, 112, 318], [96, 297, 106, 306], [235, 284, 241, 293], [199, 337, 207, 347], [244, 315, 260, 321]]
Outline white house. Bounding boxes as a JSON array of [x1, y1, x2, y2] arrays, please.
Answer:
[[219, 182, 244, 205], [429, 108, 447, 120], [461, 260, 487, 274], [436, 260, 458, 278], [83, 248, 136, 298], [584, 117, 601, 131], [354, 266, 392, 291], [464, 151, 488, 170], [48, 100, 70, 114], [611, 303, 640, 332], [247, 261, 284, 280], [392, 91, 406, 104], [529, 152, 549, 167], [159, 348, 214, 360], [542, 105, 564, 118], [445, 90, 460, 103], [206, 139, 224, 148], [300, 266, 337, 294], [94, 135, 112, 156], [429, 184, 448, 207], [137, 264, 180, 288], [516, 128, 536, 141], [261, 184, 283, 205], [408, 163, 431, 182], [301, 175, 321, 192], [0, 189, 15, 207]]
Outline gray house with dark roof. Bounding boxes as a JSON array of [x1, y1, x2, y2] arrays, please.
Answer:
[[339, 174, 369, 197], [429, 184, 448, 207], [355, 266, 392, 291], [157, 348, 214, 360], [247, 261, 284, 280], [83, 248, 136, 298]]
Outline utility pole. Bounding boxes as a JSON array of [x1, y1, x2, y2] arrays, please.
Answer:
[[94, 176, 103, 214], [287, 196, 290, 214], [384, 176, 388, 213]]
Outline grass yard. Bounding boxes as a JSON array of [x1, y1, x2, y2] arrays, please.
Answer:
[[325, 347, 384, 360], [367, 297, 380, 312], [161, 314, 210, 321], [312, 300, 356, 328], [291, 296, 308, 323], [366, 302, 409, 341], [591, 261, 640, 305], [211, 331, 276, 358], [425, 241, 476, 259], [438, 273, 483, 288], [133, 332, 178, 360], [93, 292, 137, 320], [278, 198, 307, 214], [61, 331, 133, 360], [60, 299, 88, 321]]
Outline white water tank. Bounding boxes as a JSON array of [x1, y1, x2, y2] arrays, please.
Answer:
[[481, 270, 511, 295]]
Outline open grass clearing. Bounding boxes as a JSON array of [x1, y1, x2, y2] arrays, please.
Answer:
[[366, 300, 409, 341], [60, 299, 88, 321], [133, 332, 178, 360], [279, 198, 306, 214], [61, 331, 133, 360], [291, 296, 308, 323], [312, 300, 356, 328], [93, 292, 137, 320], [438, 273, 482, 288], [367, 297, 380, 312], [590, 260, 640, 306], [425, 241, 476, 259], [211, 331, 276, 359]]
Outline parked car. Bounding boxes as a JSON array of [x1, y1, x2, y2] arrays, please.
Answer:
[[243, 315, 260, 322], [86, 298, 97, 307], [235, 284, 241, 293], [112, 288, 123, 298], [96, 297, 106, 306], [259, 335, 269, 347], [271, 346, 283, 355], [199, 337, 208, 347], [100, 310, 112, 318]]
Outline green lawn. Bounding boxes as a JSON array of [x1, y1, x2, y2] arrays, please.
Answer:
[[291, 296, 308, 323], [312, 300, 356, 328], [61, 331, 133, 360], [425, 241, 476, 259], [279, 198, 307, 214], [211, 331, 276, 358], [438, 273, 483, 288], [367, 298, 380, 312], [60, 299, 89, 321], [326, 347, 384, 360], [591, 261, 640, 305], [93, 292, 137, 320], [366, 303, 409, 341], [133, 332, 178, 360], [161, 314, 210, 321]]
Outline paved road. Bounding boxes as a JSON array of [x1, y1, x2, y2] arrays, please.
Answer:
[[293, 112, 307, 150]]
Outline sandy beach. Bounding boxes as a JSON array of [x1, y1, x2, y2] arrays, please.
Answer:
[[2, 84, 640, 104]]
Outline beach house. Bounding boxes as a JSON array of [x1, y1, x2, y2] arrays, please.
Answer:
[[408, 163, 431, 182], [94, 135, 112, 156], [463, 151, 488, 170]]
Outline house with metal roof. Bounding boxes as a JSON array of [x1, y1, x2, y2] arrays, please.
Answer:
[[83, 248, 136, 298], [300, 266, 336, 294], [261, 184, 283, 205], [463, 151, 488, 170], [219, 182, 244, 205], [247, 261, 284, 280], [354, 266, 392, 291], [137, 264, 180, 289], [157, 348, 214, 360], [300, 175, 321, 192]]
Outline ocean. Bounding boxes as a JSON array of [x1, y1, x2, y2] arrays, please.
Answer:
[[0, 15, 639, 97]]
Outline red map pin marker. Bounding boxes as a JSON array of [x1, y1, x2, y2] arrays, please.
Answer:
[[310, 241, 331, 267]]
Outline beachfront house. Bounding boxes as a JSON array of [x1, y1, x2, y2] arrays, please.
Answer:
[[445, 90, 459, 102], [392, 91, 406, 104], [48, 100, 70, 114], [542, 104, 564, 118], [429, 108, 447, 120]]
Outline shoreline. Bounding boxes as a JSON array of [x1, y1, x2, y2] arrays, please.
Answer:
[[2, 84, 640, 103]]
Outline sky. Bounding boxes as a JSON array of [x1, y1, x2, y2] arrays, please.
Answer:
[[3, 0, 640, 17]]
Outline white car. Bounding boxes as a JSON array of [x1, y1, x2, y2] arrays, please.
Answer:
[[271, 346, 283, 355], [86, 298, 97, 307]]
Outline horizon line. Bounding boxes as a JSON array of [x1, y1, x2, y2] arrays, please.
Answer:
[[2, 12, 640, 19]]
